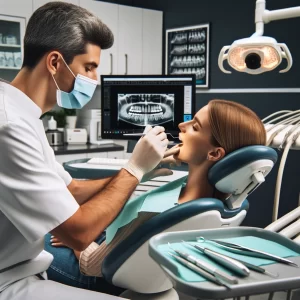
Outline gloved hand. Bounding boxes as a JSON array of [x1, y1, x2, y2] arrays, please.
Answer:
[[141, 145, 181, 182], [123, 126, 168, 182]]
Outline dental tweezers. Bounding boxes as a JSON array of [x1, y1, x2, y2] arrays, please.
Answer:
[[210, 239, 299, 267]]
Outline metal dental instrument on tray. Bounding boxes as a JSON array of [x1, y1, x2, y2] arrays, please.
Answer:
[[232, 257, 278, 277], [182, 240, 250, 277], [197, 237, 299, 268], [167, 252, 231, 288], [168, 243, 238, 285]]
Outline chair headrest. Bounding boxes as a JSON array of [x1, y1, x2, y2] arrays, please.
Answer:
[[208, 145, 278, 208]]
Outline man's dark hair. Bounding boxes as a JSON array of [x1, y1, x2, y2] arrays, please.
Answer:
[[22, 1, 114, 69]]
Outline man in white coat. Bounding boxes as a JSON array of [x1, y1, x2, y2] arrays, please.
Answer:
[[0, 2, 172, 299]]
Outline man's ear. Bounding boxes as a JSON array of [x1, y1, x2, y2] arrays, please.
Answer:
[[207, 147, 225, 162], [46, 51, 62, 75]]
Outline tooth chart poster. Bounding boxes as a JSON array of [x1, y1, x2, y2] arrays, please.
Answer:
[[166, 24, 210, 88]]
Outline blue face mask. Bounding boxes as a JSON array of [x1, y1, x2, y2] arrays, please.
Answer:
[[51, 57, 98, 109]]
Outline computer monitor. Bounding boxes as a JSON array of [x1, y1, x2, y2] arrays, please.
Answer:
[[101, 75, 196, 140]]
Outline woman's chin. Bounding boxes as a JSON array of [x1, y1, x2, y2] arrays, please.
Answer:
[[175, 145, 187, 163]]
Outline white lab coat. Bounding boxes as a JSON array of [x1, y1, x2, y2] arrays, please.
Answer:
[[0, 81, 125, 300]]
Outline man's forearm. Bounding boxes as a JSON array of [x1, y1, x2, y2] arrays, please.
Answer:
[[72, 168, 138, 245], [68, 177, 113, 205]]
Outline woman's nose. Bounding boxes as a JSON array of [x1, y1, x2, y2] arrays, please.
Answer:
[[178, 122, 185, 132]]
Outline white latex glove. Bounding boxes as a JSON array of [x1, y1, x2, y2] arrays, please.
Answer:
[[123, 126, 168, 181]]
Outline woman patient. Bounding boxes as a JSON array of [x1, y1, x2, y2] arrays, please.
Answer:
[[45, 99, 266, 291]]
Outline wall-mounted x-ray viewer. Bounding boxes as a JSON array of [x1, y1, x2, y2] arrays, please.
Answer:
[[101, 75, 196, 140], [218, 0, 300, 75]]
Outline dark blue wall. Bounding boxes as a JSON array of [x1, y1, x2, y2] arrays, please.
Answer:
[[99, 0, 300, 228]]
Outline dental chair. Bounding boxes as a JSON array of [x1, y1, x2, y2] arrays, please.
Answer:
[[101, 145, 278, 300]]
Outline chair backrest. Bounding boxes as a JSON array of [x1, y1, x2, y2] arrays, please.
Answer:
[[102, 145, 277, 293]]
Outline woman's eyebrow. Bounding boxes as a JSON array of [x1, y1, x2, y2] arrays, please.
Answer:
[[194, 116, 202, 128]]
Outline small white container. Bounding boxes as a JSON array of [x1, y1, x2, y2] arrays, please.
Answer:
[[48, 116, 57, 130]]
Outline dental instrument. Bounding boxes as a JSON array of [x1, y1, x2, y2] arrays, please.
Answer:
[[182, 240, 250, 276], [197, 237, 298, 267], [167, 252, 231, 288], [231, 257, 278, 277], [123, 133, 180, 139], [168, 243, 238, 284]]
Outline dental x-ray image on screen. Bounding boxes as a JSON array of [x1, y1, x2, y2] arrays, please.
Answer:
[[101, 75, 196, 140], [118, 94, 174, 127]]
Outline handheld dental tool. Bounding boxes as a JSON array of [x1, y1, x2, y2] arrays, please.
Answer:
[[123, 133, 180, 139], [182, 241, 250, 277], [203, 238, 299, 268], [167, 252, 231, 288], [168, 243, 238, 284], [232, 257, 278, 278]]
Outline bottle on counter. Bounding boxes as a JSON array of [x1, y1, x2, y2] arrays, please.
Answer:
[[48, 116, 57, 130], [46, 116, 64, 146]]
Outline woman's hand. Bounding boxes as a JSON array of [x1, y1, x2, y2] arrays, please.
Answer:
[[161, 145, 181, 167], [50, 235, 67, 247]]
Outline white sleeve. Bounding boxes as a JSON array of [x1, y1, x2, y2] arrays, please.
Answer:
[[55, 161, 72, 186], [0, 122, 79, 243]]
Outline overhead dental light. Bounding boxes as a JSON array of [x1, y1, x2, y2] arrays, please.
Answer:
[[218, 0, 300, 74]]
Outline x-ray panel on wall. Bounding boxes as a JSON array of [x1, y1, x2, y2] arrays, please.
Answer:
[[166, 24, 209, 88], [118, 94, 174, 126]]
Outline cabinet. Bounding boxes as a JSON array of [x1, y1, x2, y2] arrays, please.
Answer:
[[80, 0, 118, 76], [0, 14, 26, 81], [0, 0, 32, 22], [33, 0, 79, 10], [117, 5, 143, 75], [80, 0, 162, 76], [142, 9, 163, 74]]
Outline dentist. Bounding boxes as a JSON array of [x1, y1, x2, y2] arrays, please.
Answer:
[[0, 2, 170, 300]]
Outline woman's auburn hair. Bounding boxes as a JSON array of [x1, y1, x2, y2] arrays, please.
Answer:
[[208, 99, 266, 154]]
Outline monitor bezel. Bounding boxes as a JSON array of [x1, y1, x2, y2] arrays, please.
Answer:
[[100, 74, 196, 140]]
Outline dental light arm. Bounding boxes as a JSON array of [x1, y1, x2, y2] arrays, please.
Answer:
[[219, 0, 300, 74]]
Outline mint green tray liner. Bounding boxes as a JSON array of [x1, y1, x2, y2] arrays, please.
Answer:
[[157, 236, 300, 282]]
